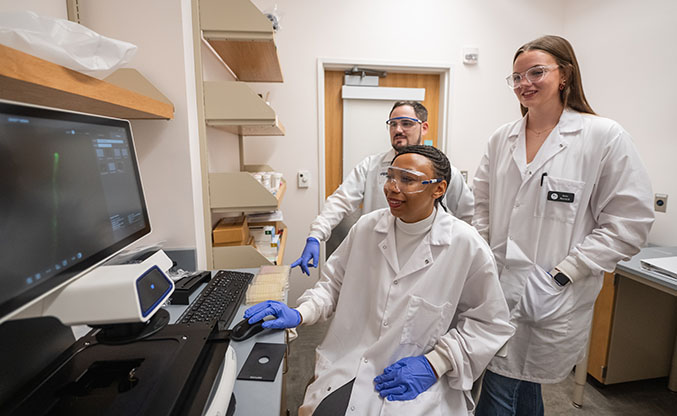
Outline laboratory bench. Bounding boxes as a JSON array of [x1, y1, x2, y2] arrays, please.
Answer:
[[588, 246, 677, 391], [165, 268, 287, 416]]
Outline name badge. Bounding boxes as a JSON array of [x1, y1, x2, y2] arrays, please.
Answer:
[[547, 191, 574, 203]]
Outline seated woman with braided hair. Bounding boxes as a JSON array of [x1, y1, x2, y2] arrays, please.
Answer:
[[244, 145, 514, 415]]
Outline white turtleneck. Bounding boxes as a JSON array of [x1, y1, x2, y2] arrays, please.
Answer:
[[394, 206, 437, 269]]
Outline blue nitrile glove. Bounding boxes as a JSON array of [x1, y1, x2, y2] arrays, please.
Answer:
[[243, 300, 301, 329], [290, 237, 320, 276], [373, 356, 438, 401]]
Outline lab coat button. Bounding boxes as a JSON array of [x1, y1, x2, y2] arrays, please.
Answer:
[[327, 386, 332, 391], [383, 321, 388, 327], [505, 265, 510, 270], [425, 259, 430, 264], [350, 406, 355, 411], [383, 245, 387, 249], [393, 280, 398, 285], [364, 358, 368, 363]]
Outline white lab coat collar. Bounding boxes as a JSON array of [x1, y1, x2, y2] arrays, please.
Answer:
[[383, 148, 397, 164], [374, 208, 454, 276], [507, 108, 584, 139], [374, 206, 453, 245], [509, 109, 584, 177]]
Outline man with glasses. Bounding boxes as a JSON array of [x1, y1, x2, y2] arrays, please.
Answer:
[[292, 101, 474, 275]]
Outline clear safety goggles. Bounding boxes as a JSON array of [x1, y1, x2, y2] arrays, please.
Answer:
[[378, 166, 443, 194], [506, 64, 558, 89], [385, 116, 422, 130]]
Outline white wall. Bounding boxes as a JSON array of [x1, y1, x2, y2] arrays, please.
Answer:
[[245, 0, 564, 300], [0, 0, 65, 19], [76, 0, 204, 256], [563, 0, 677, 246]]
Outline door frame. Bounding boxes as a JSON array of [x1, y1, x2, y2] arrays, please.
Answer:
[[314, 58, 453, 269], [315, 58, 453, 206]]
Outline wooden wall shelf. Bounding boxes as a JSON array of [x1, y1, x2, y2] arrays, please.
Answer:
[[204, 81, 285, 135], [200, 0, 283, 82], [0, 44, 174, 120]]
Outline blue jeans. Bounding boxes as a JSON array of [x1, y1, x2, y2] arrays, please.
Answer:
[[475, 370, 544, 416]]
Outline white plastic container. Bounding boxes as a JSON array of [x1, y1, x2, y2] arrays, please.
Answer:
[[261, 172, 272, 191], [271, 172, 283, 190]]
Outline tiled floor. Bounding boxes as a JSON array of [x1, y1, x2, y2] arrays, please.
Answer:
[[286, 321, 677, 415]]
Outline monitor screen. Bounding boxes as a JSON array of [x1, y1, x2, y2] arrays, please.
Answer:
[[0, 100, 151, 322]]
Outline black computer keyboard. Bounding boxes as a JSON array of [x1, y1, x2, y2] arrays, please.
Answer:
[[176, 270, 254, 327]]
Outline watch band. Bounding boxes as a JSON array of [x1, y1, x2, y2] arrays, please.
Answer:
[[550, 268, 571, 286]]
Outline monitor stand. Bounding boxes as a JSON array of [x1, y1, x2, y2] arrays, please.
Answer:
[[93, 308, 170, 345]]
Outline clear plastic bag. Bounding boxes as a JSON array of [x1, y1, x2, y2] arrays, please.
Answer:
[[0, 10, 136, 79]]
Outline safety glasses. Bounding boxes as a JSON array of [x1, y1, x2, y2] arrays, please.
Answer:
[[506, 64, 558, 89], [385, 116, 422, 130], [378, 166, 443, 194]]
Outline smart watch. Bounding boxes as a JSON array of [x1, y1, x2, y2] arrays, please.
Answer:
[[550, 268, 571, 287]]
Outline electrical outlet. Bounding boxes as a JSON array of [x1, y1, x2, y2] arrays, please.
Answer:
[[655, 193, 668, 213], [297, 170, 310, 188]]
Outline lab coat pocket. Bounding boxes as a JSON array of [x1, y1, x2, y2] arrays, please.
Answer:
[[520, 266, 572, 330], [400, 296, 453, 351], [535, 176, 585, 224], [378, 382, 443, 416]]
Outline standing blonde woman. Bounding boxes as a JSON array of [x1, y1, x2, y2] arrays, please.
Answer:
[[473, 35, 654, 415]]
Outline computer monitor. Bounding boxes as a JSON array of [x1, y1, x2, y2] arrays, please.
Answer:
[[0, 100, 151, 324]]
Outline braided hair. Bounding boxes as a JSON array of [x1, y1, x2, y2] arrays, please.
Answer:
[[392, 145, 451, 210]]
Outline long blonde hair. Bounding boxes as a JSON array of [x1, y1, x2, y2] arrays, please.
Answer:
[[514, 35, 596, 116]]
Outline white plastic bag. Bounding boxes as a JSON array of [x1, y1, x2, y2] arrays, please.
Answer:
[[0, 10, 136, 79]]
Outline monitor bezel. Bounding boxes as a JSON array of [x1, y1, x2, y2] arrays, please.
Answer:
[[0, 99, 152, 323]]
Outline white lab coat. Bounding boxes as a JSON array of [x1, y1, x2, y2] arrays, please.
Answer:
[[309, 149, 475, 242], [297, 208, 514, 415], [473, 109, 654, 383]]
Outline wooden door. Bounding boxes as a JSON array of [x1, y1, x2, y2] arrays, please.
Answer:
[[324, 71, 441, 196]]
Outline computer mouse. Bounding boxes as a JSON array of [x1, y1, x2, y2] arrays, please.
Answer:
[[230, 318, 266, 341]]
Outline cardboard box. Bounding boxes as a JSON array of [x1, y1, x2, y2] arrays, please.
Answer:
[[213, 215, 249, 244], [213, 235, 256, 248]]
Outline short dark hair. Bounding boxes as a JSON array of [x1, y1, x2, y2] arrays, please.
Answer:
[[392, 145, 449, 209], [389, 101, 428, 122]]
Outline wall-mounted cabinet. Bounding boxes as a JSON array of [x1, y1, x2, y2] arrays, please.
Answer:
[[0, 44, 174, 119], [204, 81, 284, 136], [192, 0, 286, 269], [199, 0, 283, 82]]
